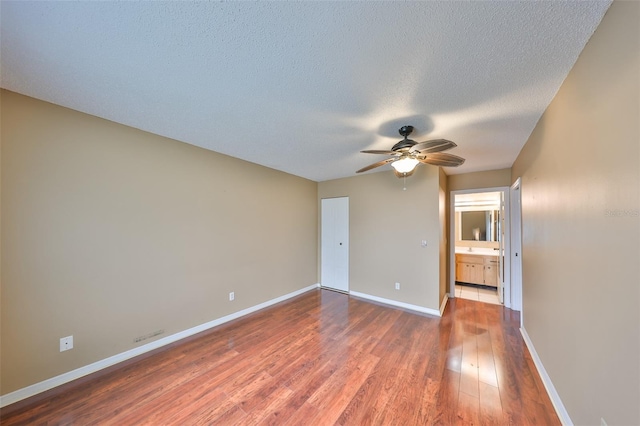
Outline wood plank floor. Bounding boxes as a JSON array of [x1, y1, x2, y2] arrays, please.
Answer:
[[1, 289, 560, 425]]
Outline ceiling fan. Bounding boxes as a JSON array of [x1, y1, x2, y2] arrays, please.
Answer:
[[356, 125, 465, 177]]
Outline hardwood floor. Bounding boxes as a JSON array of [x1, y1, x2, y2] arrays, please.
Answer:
[[1, 289, 559, 425]]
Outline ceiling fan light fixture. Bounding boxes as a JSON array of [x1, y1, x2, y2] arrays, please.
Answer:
[[391, 157, 419, 174]]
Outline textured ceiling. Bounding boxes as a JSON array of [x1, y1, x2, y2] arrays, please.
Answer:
[[0, 1, 610, 182]]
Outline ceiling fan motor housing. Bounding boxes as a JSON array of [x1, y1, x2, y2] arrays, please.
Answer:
[[392, 126, 417, 151]]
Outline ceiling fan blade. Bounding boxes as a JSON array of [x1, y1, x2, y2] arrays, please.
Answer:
[[411, 139, 457, 154], [360, 149, 399, 155], [417, 152, 466, 167], [356, 158, 395, 173]]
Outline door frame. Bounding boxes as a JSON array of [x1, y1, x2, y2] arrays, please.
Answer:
[[449, 186, 513, 308], [510, 178, 523, 316]]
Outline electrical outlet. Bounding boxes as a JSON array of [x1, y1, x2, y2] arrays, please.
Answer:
[[421, 240, 427, 247], [229, 291, 235, 301], [395, 282, 400, 290], [60, 336, 73, 352]]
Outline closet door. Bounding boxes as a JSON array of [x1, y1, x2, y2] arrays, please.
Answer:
[[321, 197, 349, 292]]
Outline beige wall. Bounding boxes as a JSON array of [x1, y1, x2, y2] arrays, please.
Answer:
[[318, 166, 442, 311], [0, 90, 318, 395], [511, 2, 639, 424], [447, 168, 511, 192]]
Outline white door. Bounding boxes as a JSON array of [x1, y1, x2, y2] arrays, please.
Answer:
[[321, 197, 349, 292]]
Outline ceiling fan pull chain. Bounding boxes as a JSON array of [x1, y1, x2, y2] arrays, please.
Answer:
[[403, 174, 407, 190]]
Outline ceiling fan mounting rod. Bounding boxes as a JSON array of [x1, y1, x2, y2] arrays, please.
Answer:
[[398, 125, 414, 138], [392, 125, 417, 151]]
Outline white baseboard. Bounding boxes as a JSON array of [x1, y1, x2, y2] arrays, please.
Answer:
[[349, 291, 441, 317], [440, 293, 449, 316], [0, 283, 320, 408], [520, 326, 572, 425]]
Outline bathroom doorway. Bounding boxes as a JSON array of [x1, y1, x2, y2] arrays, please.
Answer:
[[450, 187, 513, 308]]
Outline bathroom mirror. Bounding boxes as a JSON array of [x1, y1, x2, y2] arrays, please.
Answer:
[[460, 210, 500, 242]]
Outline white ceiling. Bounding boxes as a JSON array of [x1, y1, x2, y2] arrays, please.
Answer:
[[0, 1, 610, 182]]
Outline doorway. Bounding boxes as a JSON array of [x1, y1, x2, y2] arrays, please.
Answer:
[[450, 187, 515, 309], [320, 197, 349, 293]]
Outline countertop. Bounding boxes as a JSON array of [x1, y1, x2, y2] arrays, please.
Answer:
[[455, 248, 500, 256]]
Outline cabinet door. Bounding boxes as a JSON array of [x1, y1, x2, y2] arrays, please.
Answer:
[[457, 261, 484, 284], [469, 264, 484, 284], [456, 262, 465, 281], [484, 264, 498, 286], [458, 262, 474, 283]]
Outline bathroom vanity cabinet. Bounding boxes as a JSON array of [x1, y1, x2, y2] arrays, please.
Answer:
[[455, 253, 498, 287]]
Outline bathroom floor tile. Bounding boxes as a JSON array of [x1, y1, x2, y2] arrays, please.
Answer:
[[456, 284, 501, 305]]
